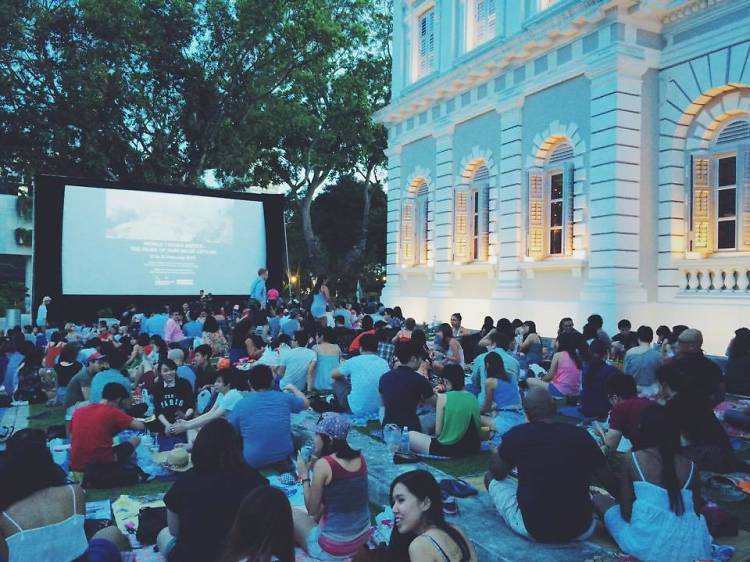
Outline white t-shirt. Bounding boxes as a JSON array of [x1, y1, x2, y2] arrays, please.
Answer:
[[339, 353, 389, 416], [278, 346, 317, 390], [215, 389, 243, 413]]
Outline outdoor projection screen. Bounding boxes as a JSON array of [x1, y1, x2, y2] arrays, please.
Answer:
[[61, 184, 267, 295]]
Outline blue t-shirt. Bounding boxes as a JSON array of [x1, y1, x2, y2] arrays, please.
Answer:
[[182, 321, 203, 338], [580, 362, 620, 418], [476, 348, 521, 404], [146, 314, 168, 337], [280, 318, 300, 338], [339, 353, 389, 416], [89, 369, 132, 403], [177, 365, 196, 390], [229, 390, 305, 468]]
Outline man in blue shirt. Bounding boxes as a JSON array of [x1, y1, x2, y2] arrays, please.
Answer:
[[181, 311, 204, 339], [89, 355, 131, 403], [249, 268, 268, 308], [229, 365, 309, 468]]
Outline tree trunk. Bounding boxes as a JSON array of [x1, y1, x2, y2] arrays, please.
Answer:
[[338, 179, 373, 271], [300, 174, 329, 274]]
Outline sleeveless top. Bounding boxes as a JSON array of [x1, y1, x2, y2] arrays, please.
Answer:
[[2, 485, 88, 562], [524, 339, 543, 366], [604, 453, 712, 562], [492, 373, 522, 410], [313, 347, 340, 391], [551, 351, 582, 396], [311, 291, 327, 318], [438, 391, 481, 446], [318, 456, 371, 556]]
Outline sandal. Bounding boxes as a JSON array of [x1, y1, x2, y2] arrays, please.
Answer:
[[703, 475, 747, 503], [439, 478, 478, 498]]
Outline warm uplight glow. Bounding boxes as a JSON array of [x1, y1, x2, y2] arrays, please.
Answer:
[[289, 275, 297, 283]]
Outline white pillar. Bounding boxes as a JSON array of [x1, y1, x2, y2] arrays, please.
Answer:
[[381, 145, 403, 306], [429, 125, 456, 302]]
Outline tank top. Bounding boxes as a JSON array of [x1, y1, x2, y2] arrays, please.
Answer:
[[492, 374, 522, 409], [318, 456, 371, 555], [2, 485, 88, 562], [551, 351, 582, 396], [313, 347, 340, 391], [438, 391, 481, 446]]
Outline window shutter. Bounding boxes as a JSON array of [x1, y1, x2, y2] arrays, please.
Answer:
[[401, 199, 416, 265], [416, 187, 430, 264], [526, 169, 545, 259], [478, 182, 490, 261], [740, 145, 750, 250], [562, 161, 575, 256], [690, 153, 713, 255], [453, 188, 470, 262]]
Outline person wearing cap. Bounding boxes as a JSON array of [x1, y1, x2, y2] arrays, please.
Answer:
[[294, 412, 371, 559], [63, 353, 110, 415], [35, 296, 51, 328], [88, 350, 132, 404]]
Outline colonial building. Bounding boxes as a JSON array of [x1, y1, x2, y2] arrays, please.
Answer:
[[376, 0, 750, 352]]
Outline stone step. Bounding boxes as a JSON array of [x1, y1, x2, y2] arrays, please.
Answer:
[[291, 410, 608, 562]]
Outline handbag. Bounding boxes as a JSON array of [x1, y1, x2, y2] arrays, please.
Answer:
[[136, 506, 168, 544]]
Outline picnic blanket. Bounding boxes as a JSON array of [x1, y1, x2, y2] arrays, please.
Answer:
[[112, 494, 166, 549]]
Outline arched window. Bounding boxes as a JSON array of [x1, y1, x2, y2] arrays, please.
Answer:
[[454, 165, 490, 263], [689, 118, 750, 254], [526, 142, 574, 259], [401, 179, 430, 266]]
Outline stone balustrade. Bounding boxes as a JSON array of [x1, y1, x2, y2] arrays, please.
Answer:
[[677, 258, 750, 295]]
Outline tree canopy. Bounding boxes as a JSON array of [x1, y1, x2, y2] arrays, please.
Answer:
[[1, 0, 392, 289]]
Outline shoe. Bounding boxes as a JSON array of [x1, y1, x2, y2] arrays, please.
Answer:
[[442, 492, 459, 516]]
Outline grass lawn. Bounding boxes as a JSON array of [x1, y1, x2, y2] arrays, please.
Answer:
[[27, 403, 66, 431]]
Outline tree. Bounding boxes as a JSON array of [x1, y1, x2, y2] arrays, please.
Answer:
[[0, 0, 367, 185]]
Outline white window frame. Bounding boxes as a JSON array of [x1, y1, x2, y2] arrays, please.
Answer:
[[547, 170, 565, 256], [414, 6, 435, 81], [688, 118, 750, 256], [454, 165, 490, 263], [416, 184, 430, 265], [467, 0, 496, 51]]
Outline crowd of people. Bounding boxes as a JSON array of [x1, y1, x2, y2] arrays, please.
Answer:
[[1, 271, 749, 561]]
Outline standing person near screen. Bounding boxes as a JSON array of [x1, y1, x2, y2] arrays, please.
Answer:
[[36, 296, 51, 328], [250, 268, 268, 309]]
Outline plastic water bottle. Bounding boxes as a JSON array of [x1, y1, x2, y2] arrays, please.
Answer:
[[400, 427, 410, 453], [142, 388, 154, 417]]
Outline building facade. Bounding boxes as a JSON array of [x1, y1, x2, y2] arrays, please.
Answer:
[[0, 183, 33, 325], [376, 0, 750, 353]]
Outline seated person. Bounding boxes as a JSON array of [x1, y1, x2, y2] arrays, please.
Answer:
[[69, 383, 145, 478], [307, 327, 341, 392], [293, 413, 371, 559], [167, 347, 196, 391], [277, 330, 316, 391], [623, 325, 662, 396], [595, 373, 653, 453], [480, 352, 524, 437], [158, 419, 268, 562], [389, 470, 477, 562], [580, 339, 621, 419], [63, 353, 108, 417], [169, 368, 244, 438], [153, 359, 195, 435], [229, 365, 309, 468], [659, 363, 738, 473], [88, 349, 132, 403], [330, 333, 389, 416], [484, 388, 617, 543], [593, 405, 712, 562], [379, 341, 436, 432], [0, 429, 130, 562], [192, 344, 216, 390], [527, 332, 582, 398], [409, 365, 481, 458], [391, 317, 416, 344]]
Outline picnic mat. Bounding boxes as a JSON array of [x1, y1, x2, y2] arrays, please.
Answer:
[[112, 494, 166, 549]]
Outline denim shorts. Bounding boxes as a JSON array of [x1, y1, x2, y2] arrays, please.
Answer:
[[305, 526, 351, 561]]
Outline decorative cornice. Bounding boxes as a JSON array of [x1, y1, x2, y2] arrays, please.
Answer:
[[375, 0, 613, 125], [660, 0, 729, 24]]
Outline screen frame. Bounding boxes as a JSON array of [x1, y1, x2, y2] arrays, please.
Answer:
[[33, 175, 285, 323]]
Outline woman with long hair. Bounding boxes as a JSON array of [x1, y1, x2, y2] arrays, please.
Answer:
[[202, 314, 228, 357], [157, 419, 267, 562], [221, 486, 294, 562], [595, 405, 711, 562], [310, 275, 331, 327], [518, 321, 543, 367], [479, 352, 524, 436], [293, 413, 371, 560], [478, 316, 495, 339], [433, 324, 464, 374], [527, 332, 582, 397], [307, 327, 341, 392], [389, 470, 477, 562], [726, 329, 750, 395]]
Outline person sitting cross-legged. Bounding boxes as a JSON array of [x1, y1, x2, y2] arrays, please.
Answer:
[[153, 358, 195, 436], [169, 367, 246, 439], [526, 332, 582, 399], [484, 387, 618, 543], [593, 404, 712, 562], [330, 333, 389, 416], [69, 382, 146, 485], [229, 365, 309, 469], [157, 418, 268, 562], [479, 352, 525, 438], [594, 373, 654, 454], [409, 365, 481, 458]]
